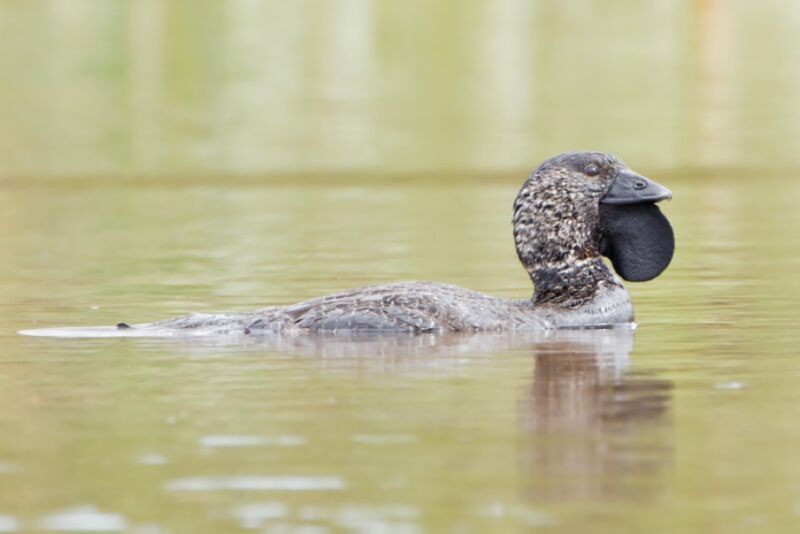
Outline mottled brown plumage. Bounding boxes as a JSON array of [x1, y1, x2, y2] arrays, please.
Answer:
[[514, 152, 624, 308]]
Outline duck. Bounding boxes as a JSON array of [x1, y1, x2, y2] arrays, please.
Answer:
[[19, 151, 674, 337]]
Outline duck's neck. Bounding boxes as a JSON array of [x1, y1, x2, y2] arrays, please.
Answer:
[[529, 256, 618, 307], [513, 182, 621, 308]]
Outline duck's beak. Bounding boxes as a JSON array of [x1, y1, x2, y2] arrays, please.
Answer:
[[598, 168, 674, 282], [600, 169, 672, 205]]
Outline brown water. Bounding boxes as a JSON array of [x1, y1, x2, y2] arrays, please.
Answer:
[[3, 1, 800, 533]]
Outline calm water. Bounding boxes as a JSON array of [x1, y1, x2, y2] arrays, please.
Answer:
[[3, 175, 800, 533], [3, 1, 800, 533]]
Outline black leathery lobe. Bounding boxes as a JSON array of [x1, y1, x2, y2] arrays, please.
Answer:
[[599, 203, 674, 282]]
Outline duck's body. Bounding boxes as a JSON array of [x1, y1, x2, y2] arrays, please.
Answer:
[[19, 151, 674, 339], [141, 280, 634, 335]]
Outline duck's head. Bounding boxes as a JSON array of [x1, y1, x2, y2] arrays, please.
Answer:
[[513, 151, 674, 306]]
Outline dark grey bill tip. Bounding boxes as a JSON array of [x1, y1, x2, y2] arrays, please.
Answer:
[[601, 169, 672, 205]]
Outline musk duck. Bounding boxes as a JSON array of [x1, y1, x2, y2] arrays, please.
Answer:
[[20, 151, 674, 337]]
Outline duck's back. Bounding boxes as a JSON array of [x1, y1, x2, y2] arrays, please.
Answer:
[[278, 282, 543, 333], [148, 282, 546, 335]]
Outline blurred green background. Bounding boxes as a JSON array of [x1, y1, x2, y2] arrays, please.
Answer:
[[2, 0, 799, 179]]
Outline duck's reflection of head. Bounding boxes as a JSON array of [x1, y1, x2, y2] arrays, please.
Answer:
[[519, 328, 673, 502]]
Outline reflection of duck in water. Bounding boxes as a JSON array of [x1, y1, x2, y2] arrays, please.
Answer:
[[20, 152, 673, 338], [519, 328, 673, 501], [131, 326, 672, 504]]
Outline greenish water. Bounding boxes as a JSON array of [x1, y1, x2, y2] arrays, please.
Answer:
[[4, 175, 800, 533], [3, 1, 800, 532]]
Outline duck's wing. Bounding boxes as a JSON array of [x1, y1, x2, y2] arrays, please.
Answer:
[[274, 284, 449, 333], [268, 281, 518, 333], [285, 301, 442, 333]]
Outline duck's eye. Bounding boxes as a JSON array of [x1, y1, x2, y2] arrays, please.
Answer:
[[585, 164, 600, 176]]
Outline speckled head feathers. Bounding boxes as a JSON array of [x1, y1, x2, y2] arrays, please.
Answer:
[[533, 151, 623, 174], [512, 151, 673, 307], [527, 151, 625, 197]]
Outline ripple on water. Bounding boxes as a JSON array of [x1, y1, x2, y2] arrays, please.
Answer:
[[232, 502, 287, 529], [0, 463, 23, 475], [286, 505, 420, 533], [137, 454, 168, 466], [165, 476, 345, 492], [715, 382, 746, 390], [351, 434, 418, 445], [0, 516, 17, 533], [37, 506, 126, 532], [479, 504, 558, 528], [200, 435, 306, 448]]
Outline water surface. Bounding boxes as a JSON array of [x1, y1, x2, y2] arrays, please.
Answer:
[[3, 175, 800, 532]]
